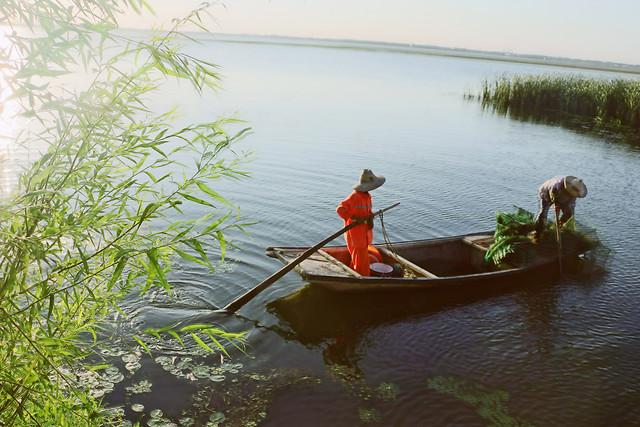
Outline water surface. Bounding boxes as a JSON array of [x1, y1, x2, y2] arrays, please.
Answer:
[[92, 35, 640, 426]]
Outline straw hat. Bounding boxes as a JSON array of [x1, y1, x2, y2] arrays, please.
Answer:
[[353, 169, 386, 192], [565, 176, 587, 198]]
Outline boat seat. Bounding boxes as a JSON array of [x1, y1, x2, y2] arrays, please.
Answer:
[[462, 235, 493, 252], [317, 249, 362, 278], [378, 247, 438, 278]]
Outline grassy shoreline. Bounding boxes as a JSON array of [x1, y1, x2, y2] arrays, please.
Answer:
[[474, 74, 640, 133]]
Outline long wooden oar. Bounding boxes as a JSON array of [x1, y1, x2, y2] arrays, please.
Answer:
[[220, 202, 400, 313], [554, 207, 563, 275]]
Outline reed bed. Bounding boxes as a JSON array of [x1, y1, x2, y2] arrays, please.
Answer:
[[477, 74, 640, 131]]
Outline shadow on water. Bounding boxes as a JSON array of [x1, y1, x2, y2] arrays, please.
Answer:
[[264, 252, 609, 361], [266, 278, 537, 348]]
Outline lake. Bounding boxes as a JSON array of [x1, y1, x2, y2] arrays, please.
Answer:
[[88, 34, 640, 426]]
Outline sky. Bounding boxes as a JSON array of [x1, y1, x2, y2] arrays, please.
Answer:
[[120, 0, 640, 66]]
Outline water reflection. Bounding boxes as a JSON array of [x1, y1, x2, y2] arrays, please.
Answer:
[[266, 282, 532, 366], [480, 102, 640, 150]]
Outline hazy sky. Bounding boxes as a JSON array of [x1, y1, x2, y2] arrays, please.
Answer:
[[121, 0, 640, 65]]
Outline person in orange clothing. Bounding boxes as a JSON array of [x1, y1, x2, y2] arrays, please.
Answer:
[[336, 169, 385, 276]]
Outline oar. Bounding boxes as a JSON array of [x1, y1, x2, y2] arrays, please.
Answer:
[[219, 202, 400, 313], [554, 207, 563, 275]]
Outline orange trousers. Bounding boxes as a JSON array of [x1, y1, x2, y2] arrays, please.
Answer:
[[349, 246, 370, 276], [348, 246, 383, 277]]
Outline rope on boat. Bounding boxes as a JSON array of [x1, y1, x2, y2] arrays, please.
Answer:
[[379, 211, 399, 259]]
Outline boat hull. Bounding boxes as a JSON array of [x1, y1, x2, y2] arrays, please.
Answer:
[[266, 232, 597, 293]]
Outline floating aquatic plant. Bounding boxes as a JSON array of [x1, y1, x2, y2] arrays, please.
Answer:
[[102, 407, 125, 419], [375, 382, 399, 402], [326, 363, 401, 423], [126, 380, 153, 395], [179, 418, 195, 426], [178, 417, 196, 427], [153, 354, 244, 384], [184, 368, 319, 427], [123, 353, 143, 374], [359, 407, 382, 423], [207, 412, 226, 426], [428, 376, 533, 426], [147, 409, 180, 427]]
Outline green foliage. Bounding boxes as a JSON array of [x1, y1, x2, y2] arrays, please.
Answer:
[[0, 1, 250, 425], [476, 73, 640, 133], [485, 208, 536, 267]]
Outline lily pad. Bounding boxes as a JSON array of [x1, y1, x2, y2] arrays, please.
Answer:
[[147, 419, 177, 427], [126, 380, 152, 394], [155, 356, 173, 366], [106, 371, 125, 384], [122, 353, 139, 364], [125, 361, 142, 373], [209, 412, 226, 423], [105, 366, 120, 376], [150, 409, 163, 419]]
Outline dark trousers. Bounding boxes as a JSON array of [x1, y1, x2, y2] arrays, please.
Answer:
[[535, 199, 573, 233]]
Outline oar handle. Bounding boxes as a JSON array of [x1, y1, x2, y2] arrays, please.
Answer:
[[221, 202, 400, 313]]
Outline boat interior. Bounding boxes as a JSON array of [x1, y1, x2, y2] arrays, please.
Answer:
[[321, 233, 512, 279]]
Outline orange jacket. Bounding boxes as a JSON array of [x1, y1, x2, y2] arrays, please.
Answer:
[[336, 190, 373, 249]]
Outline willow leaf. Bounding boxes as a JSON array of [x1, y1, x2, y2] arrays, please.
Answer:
[[196, 182, 232, 206], [208, 335, 230, 357], [168, 331, 184, 347], [178, 193, 215, 208], [174, 249, 209, 268], [202, 212, 231, 235], [144, 328, 162, 340], [180, 324, 213, 332], [191, 332, 215, 353]]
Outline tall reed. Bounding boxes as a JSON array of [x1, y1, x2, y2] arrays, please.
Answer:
[[477, 74, 640, 131]]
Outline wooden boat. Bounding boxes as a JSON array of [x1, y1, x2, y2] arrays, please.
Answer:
[[265, 231, 599, 292]]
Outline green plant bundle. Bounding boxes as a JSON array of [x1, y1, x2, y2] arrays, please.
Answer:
[[485, 208, 536, 267], [0, 1, 250, 425], [477, 73, 640, 131]]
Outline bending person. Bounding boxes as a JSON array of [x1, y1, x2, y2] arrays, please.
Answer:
[[533, 175, 587, 243]]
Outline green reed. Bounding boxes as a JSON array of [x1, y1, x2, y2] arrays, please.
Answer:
[[477, 74, 640, 131]]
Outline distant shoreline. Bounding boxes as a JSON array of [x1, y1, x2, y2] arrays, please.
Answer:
[[115, 29, 640, 75], [217, 34, 640, 75]]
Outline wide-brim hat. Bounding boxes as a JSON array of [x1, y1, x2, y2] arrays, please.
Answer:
[[565, 176, 587, 198], [353, 169, 385, 192]]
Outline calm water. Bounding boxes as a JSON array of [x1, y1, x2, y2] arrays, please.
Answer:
[[91, 36, 640, 426]]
